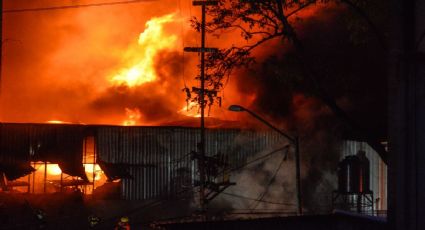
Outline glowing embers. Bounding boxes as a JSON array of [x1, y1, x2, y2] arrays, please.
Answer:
[[109, 13, 178, 88], [46, 120, 74, 124]]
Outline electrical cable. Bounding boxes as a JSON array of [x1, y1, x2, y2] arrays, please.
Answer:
[[103, 154, 296, 227], [96, 141, 287, 224], [250, 146, 289, 211], [227, 145, 289, 174], [3, 0, 156, 13], [149, 152, 192, 167], [221, 192, 295, 206], [126, 144, 288, 182]]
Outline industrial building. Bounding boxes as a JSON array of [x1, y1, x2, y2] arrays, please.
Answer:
[[0, 123, 284, 200], [0, 122, 387, 217]]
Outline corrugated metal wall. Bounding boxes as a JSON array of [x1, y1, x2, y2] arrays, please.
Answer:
[[95, 126, 284, 200], [0, 123, 86, 179], [0, 123, 286, 200], [0, 123, 31, 164], [340, 140, 387, 211]]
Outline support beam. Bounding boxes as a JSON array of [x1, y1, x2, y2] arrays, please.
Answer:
[[388, 0, 425, 229]]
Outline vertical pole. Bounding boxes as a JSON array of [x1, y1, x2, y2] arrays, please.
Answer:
[[43, 162, 47, 193], [199, 3, 206, 212], [60, 172, 63, 192], [294, 136, 302, 215], [93, 137, 96, 194], [83, 138, 87, 194], [32, 162, 35, 193], [357, 194, 362, 213]]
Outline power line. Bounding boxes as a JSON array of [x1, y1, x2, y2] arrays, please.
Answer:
[[227, 145, 289, 173], [250, 148, 289, 210], [3, 0, 156, 14], [221, 192, 295, 206]]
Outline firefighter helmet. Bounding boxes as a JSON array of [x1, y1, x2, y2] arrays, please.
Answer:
[[120, 216, 129, 223]]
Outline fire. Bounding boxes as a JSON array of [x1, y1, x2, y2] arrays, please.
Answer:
[[179, 101, 201, 118], [47, 120, 71, 124], [84, 164, 103, 181], [46, 164, 62, 176], [109, 13, 178, 87], [123, 107, 141, 126]]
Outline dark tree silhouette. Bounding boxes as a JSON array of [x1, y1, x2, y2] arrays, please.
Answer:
[[191, 0, 388, 164]]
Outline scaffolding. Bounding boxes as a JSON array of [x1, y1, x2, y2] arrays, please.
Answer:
[[332, 191, 374, 214]]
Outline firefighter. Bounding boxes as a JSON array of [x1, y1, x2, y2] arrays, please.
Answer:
[[34, 208, 47, 229], [88, 215, 100, 229], [114, 216, 130, 230]]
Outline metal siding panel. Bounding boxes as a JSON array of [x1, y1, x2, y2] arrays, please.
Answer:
[[95, 126, 286, 200], [0, 124, 31, 164]]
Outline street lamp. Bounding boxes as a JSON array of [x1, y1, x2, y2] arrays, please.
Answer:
[[228, 104, 303, 215]]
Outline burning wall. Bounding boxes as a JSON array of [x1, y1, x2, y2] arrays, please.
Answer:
[[0, 123, 87, 181], [0, 123, 287, 202]]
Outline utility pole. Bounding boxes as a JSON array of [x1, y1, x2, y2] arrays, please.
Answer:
[[294, 136, 302, 215], [184, 0, 219, 212]]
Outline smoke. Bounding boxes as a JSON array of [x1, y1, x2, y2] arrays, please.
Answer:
[[0, 0, 274, 125], [88, 50, 190, 125], [1, 0, 385, 216], [212, 145, 299, 213], [205, 3, 385, 214], [0, 0, 200, 124]]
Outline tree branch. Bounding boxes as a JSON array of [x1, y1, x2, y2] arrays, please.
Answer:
[[339, 0, 388, 50]]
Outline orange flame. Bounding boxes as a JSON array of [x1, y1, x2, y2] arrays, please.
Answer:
[[110, 13, 178, 87], [178, 101, 201, 118], [46, 164, 62, 176], [47, 120, 72, 124], [123, 107, 141, 126], [84, 164, 103, 181]]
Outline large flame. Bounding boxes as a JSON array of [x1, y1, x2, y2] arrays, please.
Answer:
[[1, 2, 265, 126], [46, 164, 62, 176], [109, 13, 178, 88]]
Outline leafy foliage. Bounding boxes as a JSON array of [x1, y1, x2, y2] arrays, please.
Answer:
[[189, 0, 389, 163]]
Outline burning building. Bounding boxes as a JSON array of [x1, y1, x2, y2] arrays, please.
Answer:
[[0, 1, 389, 228], [0, 123, 287, 200]]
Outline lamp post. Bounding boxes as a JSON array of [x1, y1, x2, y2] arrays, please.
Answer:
[[228, 104, 303, 215]]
